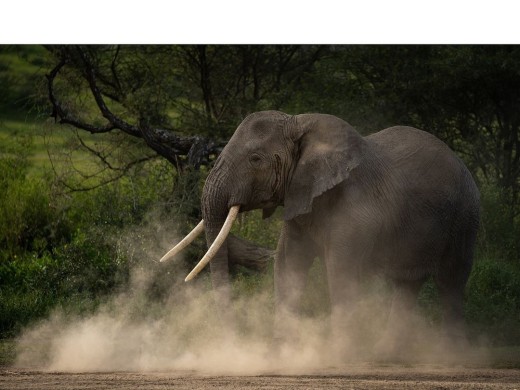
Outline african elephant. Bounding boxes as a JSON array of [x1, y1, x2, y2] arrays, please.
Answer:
[[161, 111, 480, 352]]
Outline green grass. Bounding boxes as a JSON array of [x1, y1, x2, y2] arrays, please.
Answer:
[[0, 46, 108, 177], [0, 109, 118, 179], [0, 45, 47, 76]]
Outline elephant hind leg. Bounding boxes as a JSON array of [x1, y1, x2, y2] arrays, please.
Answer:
[[434, 269, 470, 346], [436, 281, 466, 341], [434, 229, 475, 346], [428, 215, 478, 365]]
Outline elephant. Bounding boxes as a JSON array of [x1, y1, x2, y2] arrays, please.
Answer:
[[161, 111, 480, 353]]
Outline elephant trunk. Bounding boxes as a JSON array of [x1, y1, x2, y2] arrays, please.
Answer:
[[200, 170, 238, 326]]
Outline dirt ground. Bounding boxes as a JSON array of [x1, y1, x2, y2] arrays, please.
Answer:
[[1, 365, 519, 389]]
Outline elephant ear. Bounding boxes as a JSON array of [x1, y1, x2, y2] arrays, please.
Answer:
[[284, 114, 366, 221]]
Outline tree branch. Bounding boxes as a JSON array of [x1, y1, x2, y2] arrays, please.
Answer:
[[77, 47, 142, 138], [47, 60, 116, 134], [46, 47, 224, 172]]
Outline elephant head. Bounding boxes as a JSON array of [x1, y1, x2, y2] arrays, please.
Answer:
[[160, 111, 367, 307]]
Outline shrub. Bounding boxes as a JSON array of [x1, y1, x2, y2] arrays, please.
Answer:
[[466, 258, 520, 345], [478, 183, 520, 262]]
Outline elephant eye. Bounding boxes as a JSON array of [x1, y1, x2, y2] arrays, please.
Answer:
[[249, 153, 263, 166]]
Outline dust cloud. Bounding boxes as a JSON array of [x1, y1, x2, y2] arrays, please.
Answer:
[[15, 278, 327, 373], [15, 276, 337, 373], [14, 214, 490, 374]]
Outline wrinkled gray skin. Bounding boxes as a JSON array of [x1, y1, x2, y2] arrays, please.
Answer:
[[201, 111, 480, 351]]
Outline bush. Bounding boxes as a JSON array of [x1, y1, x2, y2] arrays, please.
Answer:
[[0, 139, 69, 257], [0, 146, 170, 337], [0, 251, 93, 337], [478, 183, 520, 262], [466, 258, 520, 345]]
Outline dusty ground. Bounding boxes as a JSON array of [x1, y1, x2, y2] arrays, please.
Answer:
[[2, 365, 520, 389]]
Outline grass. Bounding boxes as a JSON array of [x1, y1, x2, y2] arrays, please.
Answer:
[[1, 46, 110, 177], [0, 46, 47, 77], [0, 108, 122, 181], [0, 115, 48, 168]]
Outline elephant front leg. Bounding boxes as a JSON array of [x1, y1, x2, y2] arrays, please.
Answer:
[[373, 278, 425, 360], [324, 251, 362, 359], [273, 222, 317, 344]]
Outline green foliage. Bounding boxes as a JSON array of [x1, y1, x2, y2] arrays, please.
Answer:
[[0, 139, 70, 257], [0, 46, 49, 112], [232, 209, 282, 249], [51, 230, 123, 295], [466, 258, 520, 345], [0, 135, 176, 337], [478, 183, 520, 261]]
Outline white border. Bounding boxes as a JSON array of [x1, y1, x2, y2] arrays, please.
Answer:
[[1, 0, 518, 44]]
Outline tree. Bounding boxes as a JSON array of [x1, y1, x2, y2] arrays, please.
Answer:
[[43, 44, 326, 271], [45, 45, 325, 171]]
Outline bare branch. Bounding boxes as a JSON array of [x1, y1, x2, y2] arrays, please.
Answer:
[[47, 60, 116, 134], [110, 45, 122, 93], [76, 47, 141, 138], [46, 46, 224, 173]]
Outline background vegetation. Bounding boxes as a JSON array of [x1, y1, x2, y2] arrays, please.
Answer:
[[1, 45, 519, 350]]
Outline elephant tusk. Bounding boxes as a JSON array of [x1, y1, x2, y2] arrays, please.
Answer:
[[159, 220, 205, 263], [185, 205, 240, 282]]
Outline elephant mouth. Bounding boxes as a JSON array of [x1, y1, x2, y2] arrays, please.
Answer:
[[237, 199, 279, 219], [239, 199, 278, 212]]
